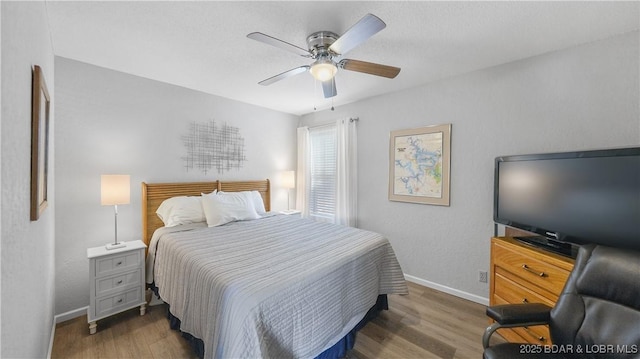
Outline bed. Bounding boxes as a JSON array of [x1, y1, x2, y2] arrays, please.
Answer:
[[142, 180, 408, 358]]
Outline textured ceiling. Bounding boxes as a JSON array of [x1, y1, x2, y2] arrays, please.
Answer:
[[46, 1, 639, 116]]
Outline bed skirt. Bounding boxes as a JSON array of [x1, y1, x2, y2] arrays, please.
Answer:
[[164, 294, 389, 359]]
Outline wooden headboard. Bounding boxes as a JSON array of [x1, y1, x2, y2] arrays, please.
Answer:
[[141, 179, 271, 250]]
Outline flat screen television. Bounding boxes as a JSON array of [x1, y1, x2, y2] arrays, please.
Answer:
[[494, 147, 640, 257]]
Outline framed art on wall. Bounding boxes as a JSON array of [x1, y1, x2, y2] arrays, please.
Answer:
[[388, 124, 451, 206], [31, 65, 50, 221]]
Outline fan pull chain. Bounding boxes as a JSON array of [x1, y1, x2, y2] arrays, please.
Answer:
[[331, 77, 335, 111], [313, 78, 317, 111]]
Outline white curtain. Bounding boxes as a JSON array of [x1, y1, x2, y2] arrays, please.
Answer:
[[295, 127, 310, 218], [335, 118, 358, 227]]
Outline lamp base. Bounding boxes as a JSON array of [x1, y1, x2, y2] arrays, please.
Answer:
[[105, 242, 126, 250]]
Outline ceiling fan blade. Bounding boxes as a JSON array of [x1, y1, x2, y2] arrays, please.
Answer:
[[329, 14, 386, 55], [339, 59, 401, 79], [259, 66, 309, 86], [247, 32, 312, 58], [322, 79, 337, 98]]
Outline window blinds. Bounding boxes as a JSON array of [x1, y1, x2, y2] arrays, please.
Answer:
[[308, 125, 337, 222]]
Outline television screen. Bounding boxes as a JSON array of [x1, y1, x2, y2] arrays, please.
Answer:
[[494, 147, 640, 252]]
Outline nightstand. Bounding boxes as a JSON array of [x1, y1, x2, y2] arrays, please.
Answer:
[[87, 240, 147, 334], [280, 209, 301, 218]]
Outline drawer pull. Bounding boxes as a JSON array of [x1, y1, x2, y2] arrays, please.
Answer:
[[116, 280, 123, 285], [522, 298, 528, 303], [116, 261, 123, 266], [117, 298, 123, 304], [523, 326, 546, 343], [522, 264, 546, 277]]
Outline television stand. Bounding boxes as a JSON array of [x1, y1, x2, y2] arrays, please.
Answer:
[[514, 236, 578, 259]]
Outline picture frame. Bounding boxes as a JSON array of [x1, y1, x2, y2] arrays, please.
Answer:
[[30, 65, 50, 221], [388, 124, 451, 206]]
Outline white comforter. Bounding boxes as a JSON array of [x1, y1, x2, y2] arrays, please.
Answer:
[[146, 214, 407, 358]]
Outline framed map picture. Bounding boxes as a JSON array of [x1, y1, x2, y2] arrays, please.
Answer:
[[388, 124, 451, 206]]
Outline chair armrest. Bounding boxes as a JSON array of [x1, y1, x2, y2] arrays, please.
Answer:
[[486, 303, 552, 325], [482, 303, 552, 349]]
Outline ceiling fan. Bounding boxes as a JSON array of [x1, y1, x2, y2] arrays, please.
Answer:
[[247, 13, 401, 98]]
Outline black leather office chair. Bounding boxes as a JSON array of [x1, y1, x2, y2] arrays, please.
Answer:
[[483, 244, 640, 359]]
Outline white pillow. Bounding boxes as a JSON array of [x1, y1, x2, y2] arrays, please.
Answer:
[[249, 191, 266, 214], [156, 196, 206, 227], [216, 190, 266, 214], [201, 191, 261, 227]]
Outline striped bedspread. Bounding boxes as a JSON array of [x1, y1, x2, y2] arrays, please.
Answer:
[[146, 214, 408, 358]]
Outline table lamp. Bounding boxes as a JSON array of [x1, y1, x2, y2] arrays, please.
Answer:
[[281, 170, 295, 211], [101, 174, 130, 250]]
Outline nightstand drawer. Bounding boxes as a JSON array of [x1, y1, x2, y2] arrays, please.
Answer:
[[95, 287, 143, 318], [95, 269, 142, 297], [95, 251, 141, 277]]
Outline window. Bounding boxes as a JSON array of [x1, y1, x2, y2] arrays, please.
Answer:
[[308, 125, 336, 222]]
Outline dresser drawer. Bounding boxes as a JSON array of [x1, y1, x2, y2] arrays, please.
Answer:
[[512, 325, 551, 345], [491, 294, 530, 343], [493, 242, 571, 296], [494, 272, 555, 306], [95, 287, 143, 318], [95, 251, 141, 277], [95, 269, 142, 297], [494, 273, 553, 344]]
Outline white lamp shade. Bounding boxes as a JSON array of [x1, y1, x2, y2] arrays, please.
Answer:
[[101, 175, 130, 205], [310, 61, 337, 82], [281, 171, 295, 189]]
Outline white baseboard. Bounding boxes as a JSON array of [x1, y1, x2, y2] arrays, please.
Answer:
[[55, 306, 88, 323], [47, 318, 56, 359], [404, 273, 489, 306]]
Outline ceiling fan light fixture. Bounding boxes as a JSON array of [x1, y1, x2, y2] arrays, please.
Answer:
[[248, 14, 400, 99], [310, 59, 337, 82]]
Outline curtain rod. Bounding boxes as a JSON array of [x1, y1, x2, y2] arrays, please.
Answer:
[[307, 117, 359, 129]]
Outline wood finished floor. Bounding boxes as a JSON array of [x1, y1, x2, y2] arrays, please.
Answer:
[[52, 281, 504, 358]]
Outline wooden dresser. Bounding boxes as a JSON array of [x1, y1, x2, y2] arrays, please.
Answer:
[[490, 236, 575, 344]]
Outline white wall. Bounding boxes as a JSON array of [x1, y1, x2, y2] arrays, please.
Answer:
[[54, 58, 299, 315], [1, 2, 56, 357], [301, 31, 640, 303], [0, 2, 3, 350]]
